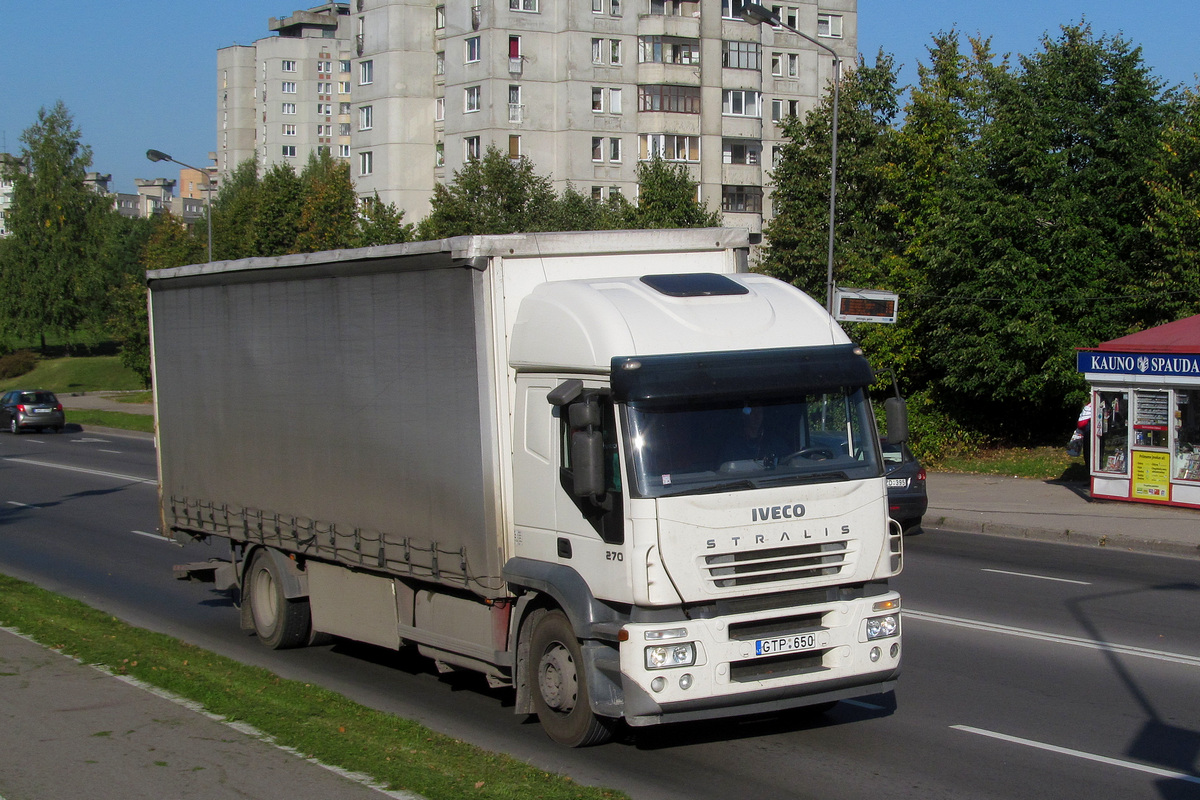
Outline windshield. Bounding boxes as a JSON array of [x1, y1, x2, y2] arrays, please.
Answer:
[[624, 389, 882, 498]]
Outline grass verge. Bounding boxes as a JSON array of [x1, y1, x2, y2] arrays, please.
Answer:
[[0, 573, 626, 800], [0, 355, 144, 393], [934, 445, 1087, 482], [68, 409, 156, 434]]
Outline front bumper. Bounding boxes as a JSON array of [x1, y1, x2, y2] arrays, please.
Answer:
[[617, 592, 901, 726]]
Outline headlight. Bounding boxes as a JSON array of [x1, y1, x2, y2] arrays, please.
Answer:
[[866, 614, 899, 640], [645, 642, 697, 670]]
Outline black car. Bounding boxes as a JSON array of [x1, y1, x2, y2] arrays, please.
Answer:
[[1, 389, 66, 434], [883, 441, 927, 531]]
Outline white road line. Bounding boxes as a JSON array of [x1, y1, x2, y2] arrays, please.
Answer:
[[2, 457, 156, 485], [6, 501, 35, 508], [98, 449, 122, 454], [982, 568, 1091, 585], [907, 609, 1200, 667], [130, 530, 168, 541], [952, 725, 1200, 785]]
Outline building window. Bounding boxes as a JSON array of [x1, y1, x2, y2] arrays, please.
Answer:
[[639, 36, 700, 65], [509, 36, 522, 58], [282, 124, 297, 136], [592, 186, 603, 200], [466, 36, 481, 63], [722, 139, 761, 165], [359, 105, 374, 130], [339, 122, 352, 136], [611, 0, 621, 15], [319, 103, 333, 115], [610, 137, 622, 162], [592, 137, 604, 162], [609, 87, 623, 114], [722, 40, 761, 70], [360, 60, 374, 84], [282, 102, 297, 114], [318, 82, 332, 94], [436, 96, 445, 121], [436, 51, 445, 75], [611, 39, 622, 64], [722, 185, 763, 213], [339, 144, 351, 158], [722, 89, 761, 117], [465, 86, 481, 112], [282, 145, 297, 157], [639, 133, 700, 162], [592, 0, 602, 12], [340, 59, 352, 72], [592, 87, 604, 112], [817, 13, 842, 38], [340, 102, 352, 114], [772, 5, 799, 29], [282, 60, 296, 72], [465, 136, 482, 160], [638, 84, 701, 114], [339, 81, 351, 94], [360, 151, 373, 176], [771, 98, 783, 122], [509, 0, 538, 11], [282, 81, 297, 93], [435, 5, 446, 28], [592, 38, 604, 64], [720, 0, 746, 20], [436, 140, 445, 167], [509, 134, 521, 158], [508, 84, 522, 122], [318, 60, 331, 73], [788, 53, 799, 77]]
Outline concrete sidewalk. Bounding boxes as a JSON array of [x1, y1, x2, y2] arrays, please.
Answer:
[[926, 472, 1200, 559], [0, 628, 415, 800]]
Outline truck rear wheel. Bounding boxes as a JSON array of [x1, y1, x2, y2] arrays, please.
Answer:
[[246, 550, 312, 649], [528, 609, 614, 747]]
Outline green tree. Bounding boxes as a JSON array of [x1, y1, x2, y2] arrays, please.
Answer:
[[354, 192, 413, 246], [295, 151, 358, 253], [626, 156, 720, 229], [417, 146, 557, 238], [0, 101, 115, 349], [1144, 86, 1200, 322], [210, 158, 260, 261], [253, 161, 303, 256]]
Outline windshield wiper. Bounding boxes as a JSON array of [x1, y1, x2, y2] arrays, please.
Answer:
[[688, 479, 760, 495]]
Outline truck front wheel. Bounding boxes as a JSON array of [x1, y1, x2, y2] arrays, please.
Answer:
[[528, 609, 614, 747], [246, 550, 312, 649]]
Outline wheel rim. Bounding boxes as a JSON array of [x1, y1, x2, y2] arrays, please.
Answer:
[[251, 566, 279, 632], [538, 641, 578, 713]]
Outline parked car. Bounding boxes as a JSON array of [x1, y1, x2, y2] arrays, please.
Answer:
[[1, 389, 65, 434], [883, 441, 927, 531]]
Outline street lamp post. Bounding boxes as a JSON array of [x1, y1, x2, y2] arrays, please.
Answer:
[[146, 149, 213, 262], [740, 2, 840, 313]]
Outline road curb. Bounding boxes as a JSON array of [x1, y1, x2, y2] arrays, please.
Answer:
[[927, 515, 1200, 561]]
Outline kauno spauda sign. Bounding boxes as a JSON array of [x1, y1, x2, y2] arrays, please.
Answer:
[[1078, 351, 1200, 378]]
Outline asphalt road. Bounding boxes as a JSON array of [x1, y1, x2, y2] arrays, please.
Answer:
[[2, 429, 1198, 800]]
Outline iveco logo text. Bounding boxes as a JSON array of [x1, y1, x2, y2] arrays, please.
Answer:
[[752, 504, 806, 522]]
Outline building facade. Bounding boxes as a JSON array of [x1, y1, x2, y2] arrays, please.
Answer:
[[217, 0, 856, 229]]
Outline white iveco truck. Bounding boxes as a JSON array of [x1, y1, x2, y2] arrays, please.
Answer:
[[149, 228, 904, 746]]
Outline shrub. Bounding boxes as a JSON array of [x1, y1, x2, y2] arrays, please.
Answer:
[[903, 390, 988, 465], [0, 349, 37, 380]]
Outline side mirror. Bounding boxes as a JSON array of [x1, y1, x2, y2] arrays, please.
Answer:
[[884, 396, 909, 445], [568, 396, 605, 498]]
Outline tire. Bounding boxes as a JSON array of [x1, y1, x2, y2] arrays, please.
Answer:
[[245, 550, 312, 649], [528, 609, 614, 747], [10, 417, 20, 435]]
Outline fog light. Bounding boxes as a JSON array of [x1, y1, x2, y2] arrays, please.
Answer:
[[891, 643, 900, 659], [870, 646, 881, 663], [678, 673, 693, 690], [651, 676, 666, 693]]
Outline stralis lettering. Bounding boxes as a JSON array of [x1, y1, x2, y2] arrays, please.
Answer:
[[751, 504, 806, 522], [707, 525, 850, 549]]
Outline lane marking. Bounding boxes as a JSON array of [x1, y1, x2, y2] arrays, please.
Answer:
[[907, 609, 1200, 667], [2, 457, 156, 485], [953, 725, 1200, 785], [98, 449, 122, 454], [6, 501, 36, 509], [70, 437, 112, 443], [982, 568, 1091, 585], [131, 530, 169, 541]]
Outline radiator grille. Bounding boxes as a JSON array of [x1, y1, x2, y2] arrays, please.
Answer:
[[703, 542, 848, 589]]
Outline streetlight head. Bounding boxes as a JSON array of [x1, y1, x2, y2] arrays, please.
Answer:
[[740, 2, 778, 26], [146, 149, 172, 163]]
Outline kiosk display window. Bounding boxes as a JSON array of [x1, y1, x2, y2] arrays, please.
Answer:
[[1096, 390, 1129, 473], [1176, 389, 1200, 481], [1133, 390, 1170, 448]]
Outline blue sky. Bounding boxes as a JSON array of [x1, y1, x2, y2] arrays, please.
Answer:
[[2, 1, 1197, 194]]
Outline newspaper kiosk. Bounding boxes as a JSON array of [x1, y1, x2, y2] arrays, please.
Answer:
[[1077, 314, 1200, 509]]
